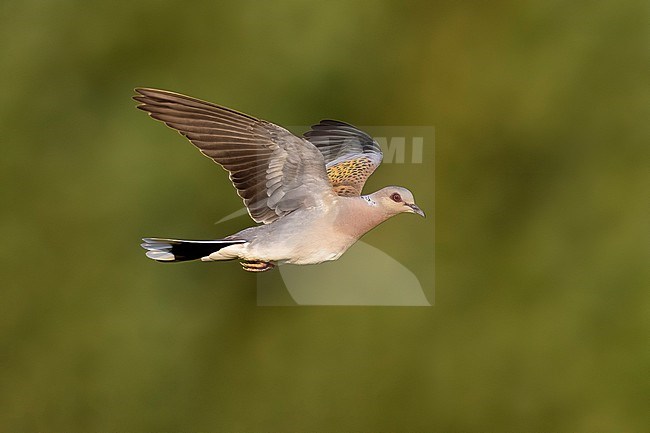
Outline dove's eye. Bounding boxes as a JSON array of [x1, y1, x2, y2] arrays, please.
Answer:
[[390, 193, 402, 202]]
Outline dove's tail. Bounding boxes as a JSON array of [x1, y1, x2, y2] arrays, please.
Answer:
[[141, 237, 247, 262]]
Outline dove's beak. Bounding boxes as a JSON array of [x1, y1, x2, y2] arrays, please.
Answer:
[[406, 203, 426, 217]]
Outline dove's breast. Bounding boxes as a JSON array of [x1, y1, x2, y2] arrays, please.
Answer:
[[235, 201, 360, 264]]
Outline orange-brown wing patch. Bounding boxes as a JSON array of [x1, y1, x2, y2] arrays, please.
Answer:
[[326, 157, 377, 196], [304, 119, 383, 197]]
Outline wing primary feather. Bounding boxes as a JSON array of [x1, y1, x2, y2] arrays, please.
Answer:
[[135, 88, 334, 224]]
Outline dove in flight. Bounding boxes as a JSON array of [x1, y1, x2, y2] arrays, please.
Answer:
[[135, 88, 425, 272]]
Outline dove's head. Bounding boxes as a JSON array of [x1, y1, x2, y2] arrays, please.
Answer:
[[372, 186, 425, 217]]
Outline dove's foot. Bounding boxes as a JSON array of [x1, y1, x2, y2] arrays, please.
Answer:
[[240, 260, 276, 272]]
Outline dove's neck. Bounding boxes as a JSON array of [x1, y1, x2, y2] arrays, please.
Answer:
[[337, 196, 393, 239]]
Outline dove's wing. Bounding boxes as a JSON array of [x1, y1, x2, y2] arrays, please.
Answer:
[[135, 88, 334, 224], [304, 120, 383, 196]]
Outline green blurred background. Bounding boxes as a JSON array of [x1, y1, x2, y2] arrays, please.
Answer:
[[1, 0, 648, 431]]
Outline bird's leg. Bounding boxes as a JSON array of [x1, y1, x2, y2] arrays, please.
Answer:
[[240, 260, 276, 272]]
